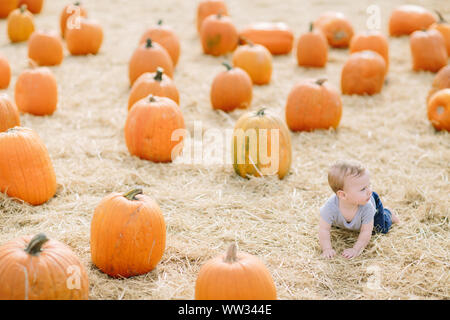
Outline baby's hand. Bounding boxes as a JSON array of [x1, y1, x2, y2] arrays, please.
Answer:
[[321, 248, 336, 259], [342, 248, 359, 259]]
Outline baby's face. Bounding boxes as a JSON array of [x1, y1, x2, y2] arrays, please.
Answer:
[[342, 171, 372, 205]]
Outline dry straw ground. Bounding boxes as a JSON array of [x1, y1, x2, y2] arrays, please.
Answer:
[[0, 0, 449, 300]]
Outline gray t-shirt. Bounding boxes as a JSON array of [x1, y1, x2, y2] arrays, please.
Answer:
[[320, 194, 376, 231]]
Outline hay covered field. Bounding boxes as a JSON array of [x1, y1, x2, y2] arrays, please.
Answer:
[[0, 0, 449, 300]]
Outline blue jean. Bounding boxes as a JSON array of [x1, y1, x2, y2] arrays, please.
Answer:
[[372, 191, 392, 234]]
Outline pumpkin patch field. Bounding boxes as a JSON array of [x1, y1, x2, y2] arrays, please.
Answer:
[[0, 0, 449, 300]]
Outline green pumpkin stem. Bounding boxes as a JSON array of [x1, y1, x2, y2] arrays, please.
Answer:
[[316, 78, 327, 86], [239, 36, 254, 47], [222, 62, 232, 71], [309, 22, 314, 32], [224, 244, 238, 263], [20, 4, 27, 13], [124, 189, 144, 201], [154, 67, 164, 81], [157, 19, 163, 26], [25, 233, 49, 256], [146, 38, 153, 48], [256, 108, 266, 117], [435, 10, 446, 23]]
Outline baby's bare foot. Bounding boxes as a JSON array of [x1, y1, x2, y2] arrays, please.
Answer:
[[391, 212, 400, 224]]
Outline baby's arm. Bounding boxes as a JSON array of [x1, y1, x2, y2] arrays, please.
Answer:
[[342, 222, 374, 259], [318, 217, 335, 258]]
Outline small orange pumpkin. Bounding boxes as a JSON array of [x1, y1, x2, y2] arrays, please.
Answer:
[[211, 62, 252, 112], [128, 67, 179, 110], [195, 244, 277, 300], [341, 50, 386, 95], [427, 88, 450, 131], [0, 127, 56, 205], [129, 38, 174, 86], [0, 0, 18, 19], [286, 78, 342, 132], [196, 0, 228, 33], [15, 66, 58, 116], [139, 20, 181, 67], [349, 31, 389, 73], [389, 5, 436, 36], [232, 108, 292, 179], [429, 11, 450, 56], [239, 22, 294, 55], [0, 94, 20, 133], [410, 29, 447, 73], [428, 65, 450, 102], [7, 5, 34, 43], [66, 18, 103, 55], [0, 55, 11, 89], [60, 1, 88, 38], [314, 11, 354, 48], [28, 30, 64, 66], [232, 41, 272, 85], [17, 0, 43, 14], [296, 23, 328, 68], [90, 189, 166, 278], [125, 95, 185, 163], [200, 13, 238, 56]]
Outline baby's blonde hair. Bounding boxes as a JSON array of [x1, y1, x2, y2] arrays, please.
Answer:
[[328, 160, 366, 193]]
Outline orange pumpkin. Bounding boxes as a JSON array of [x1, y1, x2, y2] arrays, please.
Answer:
[[17, 0, 43, 14], [195, 244, 277, 300], [0, 233, 89, 300], [410, 29, 447, 73], [349, 31, 389, 73], [125, 95, 185, 162], [128, 67, 179, 110], [428, 65, 450, 102], [232, 42, 272, 85], [15, 66, 58, 116], [232, 108, 292, 179], [0, 0, 17, 19], [0, 94, 20, 133], [60, 1, 88, 38], [200, 13, 238, 56], [196, 0, 228, 33], [314, 11, 354, 48], [66, 18, 103, 55], [286, 78, 342, 132], [0, 55, 11, 89], [0, 127, 56, 205], [429, 11, 450, 56], [90, 189, 166, 278], [211, 62, 252, 112], [7, 5, 34, 43], [129, 38, 174, 86], [239, 22, 294, 55], [389, 5, 436, 36], [341, 50, 386, 95], [296, 23, 328, 68], [28, 30, 64, 66], [427, 88, 450, 131], [139, 20, 180, 67]]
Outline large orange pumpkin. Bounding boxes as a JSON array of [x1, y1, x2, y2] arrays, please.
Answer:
[[195, 244, 277, 300], [296, 23, 328, 68], [15, 66, 58, 116], [389, 5, 436, 36], [349, 31, 389, 73], [286, 78, 342, 132], [0, 0, 18, 19], [129, 38, 174, 86], [428, 65, 450, 102], [0, 94, 20, 133], [239, 22, 294, 55], [60, 1, 88, 38], [341, 50, 386, 95], [232, 108, 292, 180], [0, 55, 11, 89], [28, 30, 64, 66], [232, 42, 272, 85], [211, 62, 252, 112], [139, 20, 180, 67], [18, 0, 43, 14], [427, 88, 450, 131], [66, 18, 103, 55], [0, 233, 89, 300], [128, 67, 179, 110], [125, 95, 185, 162], [90, 189, 166, 278], [0, 127, 56, 205], [314, 11, 354, 48], [200, 13, 238, 56], [196, 0, 228, 33], [7, 5, 35, 43], [410, 29, 448, 73]]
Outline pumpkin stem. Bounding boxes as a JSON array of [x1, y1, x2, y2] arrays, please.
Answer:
[[309, 22, 313, 32], [148, 95, 157, 102], [123, 189, 144, 201], [222, 62, 232, 71], [157, 19, 163, 26], [435, 10, 446, 23], [20, 4, 27, 13], [315, 78, 327, 86], [146, 38, 153, 48], [256, 108, 266, 116], [25, 233, 49, 256], [154, 67, 164, 81], [239, 36, 254, 47], [74, 1, 81, 6], [224, 244, 238, 263]]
